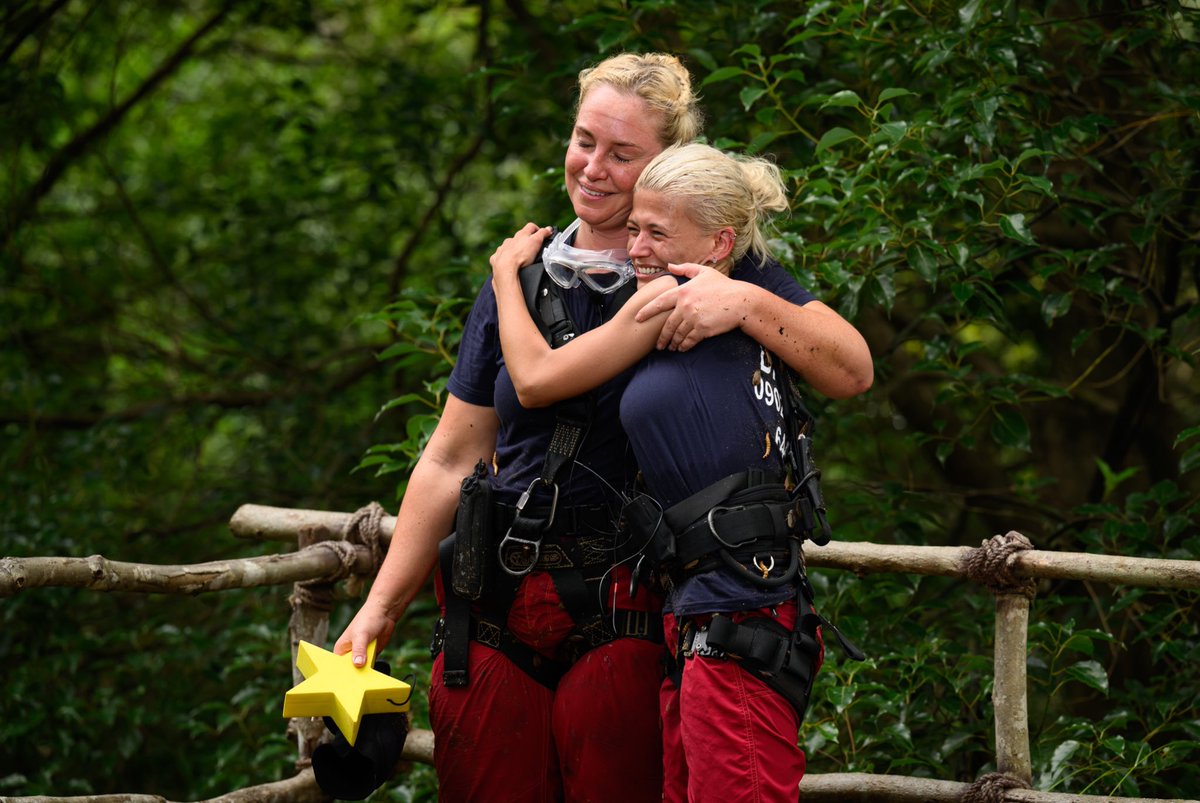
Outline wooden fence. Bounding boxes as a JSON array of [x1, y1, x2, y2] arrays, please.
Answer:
[[2, 501, 1199, 803]]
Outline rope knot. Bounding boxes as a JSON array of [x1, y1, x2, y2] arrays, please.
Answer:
[[342, 501, 387, 571], [964, 530, 1036, 598], [292, 503, 389, 606], [961, 771, 1031, 803]]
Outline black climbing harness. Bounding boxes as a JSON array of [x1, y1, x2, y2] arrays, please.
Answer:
[[626, 356, 864, 720], [433, 245, 647, 689]]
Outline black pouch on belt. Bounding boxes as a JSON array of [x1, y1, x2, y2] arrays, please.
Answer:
[[452, 459, 493, 600]]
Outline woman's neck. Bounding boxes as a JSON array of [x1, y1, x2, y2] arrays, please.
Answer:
[[572, 219, 629, 252]]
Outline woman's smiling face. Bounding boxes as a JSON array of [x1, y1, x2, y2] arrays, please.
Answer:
[[564, 85, 665, 240], [626, 190, 721, 285]]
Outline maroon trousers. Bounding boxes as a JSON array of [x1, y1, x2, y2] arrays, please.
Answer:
[[430, 568, 665, 803], [661, 603, 815, 803]]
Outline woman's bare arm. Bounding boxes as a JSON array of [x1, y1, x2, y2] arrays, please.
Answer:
[[634, 262, 874, 399], [334, 395, 498, 666], [489, 223, 672, 407]]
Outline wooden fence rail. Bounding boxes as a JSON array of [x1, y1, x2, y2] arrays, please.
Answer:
[[2, 501, 1198, 803]]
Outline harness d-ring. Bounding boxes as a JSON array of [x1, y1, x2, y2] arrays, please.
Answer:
[[718, 538, 799, 589], [754, 555, 775, 579], [497, 478, 559, 577]]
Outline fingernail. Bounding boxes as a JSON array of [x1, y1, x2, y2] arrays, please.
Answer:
[[354, 655, 365, 667]]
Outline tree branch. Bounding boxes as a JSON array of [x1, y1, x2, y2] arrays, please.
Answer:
[[0, 0, 72, 64], [387, 0, 495, 297], [2, 0, 236, 249], [0, 543, 377, 597]]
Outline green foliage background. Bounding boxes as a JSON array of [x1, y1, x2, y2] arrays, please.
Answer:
[[2, 0, 1198, 799]]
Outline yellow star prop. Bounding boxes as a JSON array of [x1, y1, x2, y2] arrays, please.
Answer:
[[282, 640, 411, 746]]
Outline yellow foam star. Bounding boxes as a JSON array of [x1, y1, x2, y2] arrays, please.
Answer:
[[282, 640, 411, 746]]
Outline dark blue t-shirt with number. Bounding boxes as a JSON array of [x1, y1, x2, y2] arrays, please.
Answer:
[[619, 255, 815, 617]]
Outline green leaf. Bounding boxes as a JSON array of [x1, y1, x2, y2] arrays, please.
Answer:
[[1021, 174, 1055, 196], [1171, 426, 1200, 447], [1095, 458, 1140, 499], [702, 66, 745, 86], [999, 213, 1036, 245], [1014, 147, 1056, 167], [1040, 292, 1071, 325], [991, 407, 1031, 451], [740, 86, 768, 111], [959, 0, 985, 28], [822, 89, 864, 109], [1064, 660, 1109, 694], [906, 244, 939, 284], [826, 683, 855, 713], [815, 127, 857, 153], [747, 130, 784, 153], [878, 87, 915, 103]]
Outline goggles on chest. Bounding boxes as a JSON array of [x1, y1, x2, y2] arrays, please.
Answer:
[[542, 219, 635, 295]]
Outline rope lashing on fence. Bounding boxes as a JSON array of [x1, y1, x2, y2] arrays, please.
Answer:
[[341, 501, 388, 570], [963, 531, 1037, 598], [290, 502, 388, 611], [961, 771, 1032, 803]]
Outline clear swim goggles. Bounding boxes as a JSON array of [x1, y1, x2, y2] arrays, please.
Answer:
[[542, 218, 635, 295]]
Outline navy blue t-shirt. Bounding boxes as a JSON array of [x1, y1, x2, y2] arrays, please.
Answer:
[[619, 256, 815, 616], [448, 275, 637, 506]]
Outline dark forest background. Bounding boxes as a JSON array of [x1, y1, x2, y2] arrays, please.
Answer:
[[2, 0, 1197, 799]]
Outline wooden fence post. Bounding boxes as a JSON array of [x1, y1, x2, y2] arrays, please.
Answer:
[[282, 503, 389, 768], [287, 525, 337, 767], [963, 531, 1038, 790], [994, 591, 1033, 783]]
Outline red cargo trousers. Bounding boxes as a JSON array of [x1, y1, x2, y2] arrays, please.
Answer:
[[430, 568, 665, 803]]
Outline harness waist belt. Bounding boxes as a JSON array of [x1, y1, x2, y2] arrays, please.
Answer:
[[672, 494, 798, 567]]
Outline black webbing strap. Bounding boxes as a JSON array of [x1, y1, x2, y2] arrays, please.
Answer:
[[438, 534, 472, 688], [654, 470, 797, 568], [549, 566, 612, 650], [673, 494, 796, 566], [661, 470, 771, 533], [778, 364, 833, 546], [437, 533, 571, 689], [540, 405, 590, 487], [700, 584, 825, 720], [509, 262, 596, 549]]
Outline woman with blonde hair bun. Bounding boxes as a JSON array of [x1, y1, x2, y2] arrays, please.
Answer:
[[491, 142, 873, 801], [336, 52, 704, 802]]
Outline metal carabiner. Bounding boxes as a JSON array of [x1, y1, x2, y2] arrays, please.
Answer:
[[514, 477, 558, 529], [497, 478, 559, 577]]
